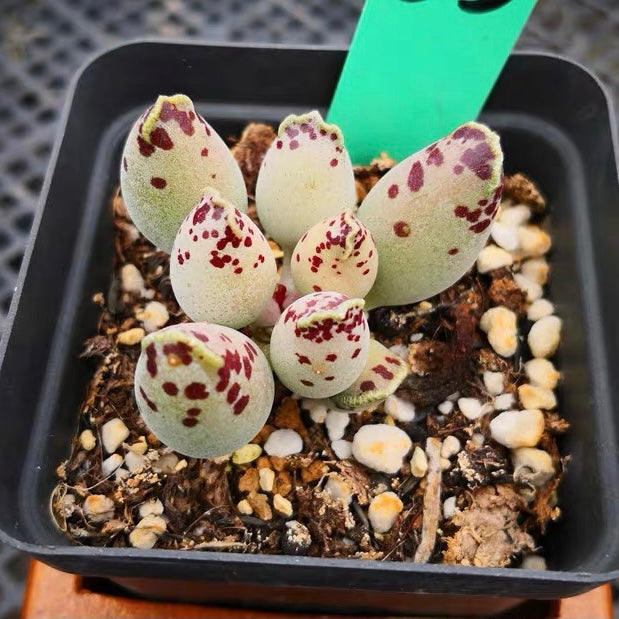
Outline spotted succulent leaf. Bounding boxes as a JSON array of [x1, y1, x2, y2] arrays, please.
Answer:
[[170, 188, 277, 329], [270, 292, 370, 398], [120, 94, 247, 252], [332, 340, 409, 410], [135, 322, 274, 459], [291, 209, 378, 298], [255, 111, 356, 251], [356, 122, 503, 308]]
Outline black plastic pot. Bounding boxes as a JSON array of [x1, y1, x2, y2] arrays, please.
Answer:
[[0, 42, 618, 615]]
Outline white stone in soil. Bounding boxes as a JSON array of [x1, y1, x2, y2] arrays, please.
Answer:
[[324, 475, 353, 506], [518, 384, 557, 410], [102, 453, 123, 477], [83, 495, 115, 522], [527, 299, 554, 322], [129, 528, 158, 549], [115, 468, 130, 481], [368, 491, 403, 533], [443, 496, 457, 520], [483, 371, 504, 396], [514, 273, 543, 302], [511, 447, 555, 487], [384, 395, 416, 422], [489, 409, 545, 448], [232, 443, 262, 465], [521, 555, 547, 571], [490, 222, 520, 252], [528, 316, 562, 358], [476, 244, 513, 274], [273, 494, 294, 517], [518, 225, 551, 258], [457, 397, 486, 420], [101, 418, 130, 454], [124, 450, 145, 473], [521, 258, 549, 286], [409, 332, 424, 343], [352, 424, 412, 474], [471, 433, 485, 447], [331, 439, 353, 460], [137, 514, 167, 534], [410, 446, 428, 477], [498, 204, 531, 227], [438, 400, 454, 415], [480, 306, 518, 358], [301, 398, 329, 424], [79, 429, 96, 451], [441, 435, 462, 459], [326, 410, 350, 442], [264, 429, 303, 457], [117, 328, 145, 346], [524, 358, 560, 390], [237, 499, 253, 515], [136, 300, 169, 332], [121, 264, 146, 295], [139, 498, 164, 519], [493, 393, 515, 411], [259, 468, 275, 492]]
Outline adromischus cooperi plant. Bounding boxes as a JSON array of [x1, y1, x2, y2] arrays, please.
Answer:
[[121, 94, 504, 459]]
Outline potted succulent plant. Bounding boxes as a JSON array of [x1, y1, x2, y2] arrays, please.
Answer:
[[0, 42, 618, 615]]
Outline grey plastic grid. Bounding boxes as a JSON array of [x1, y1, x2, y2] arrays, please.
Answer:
[[0, 1, 617, 616]]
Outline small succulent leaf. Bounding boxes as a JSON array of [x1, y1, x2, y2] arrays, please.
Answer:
[[120, 94, 247, 252], [356, 122, 503, 308], [255, 111, 357, 251], [269, 292, 370, 398], [291, 209, 378, 298], [332, 340, 409, 410], [134, 322, 274, 459], [170, 188, 278, 329]]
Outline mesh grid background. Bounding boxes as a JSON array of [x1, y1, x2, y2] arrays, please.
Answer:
[[0, 0, 617, 616]]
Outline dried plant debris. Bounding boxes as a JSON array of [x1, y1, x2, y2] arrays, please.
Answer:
[[52, 126, 566, 569]]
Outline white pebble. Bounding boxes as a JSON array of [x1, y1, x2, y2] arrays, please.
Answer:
[[237, 499, 253, 515], [521, 258, 549, 286], [136, 301, 169, 333], [232, 443, 262, 465], [331, 439, 353, 460], [137, 514, 167, 534], [101, 418, 130, 454], [511, 447, 555, 487], [498, 204, 531, 227], [384, 395, 416, 422], [476, 244, 513, 273], [480, 307, 518, 357], [518, 225, 551, 258], [259, 468, 275, 492], [514, 273, 543, 302], [457, 397, 485, 420], [301, 398, 328, 424], [519, 384, 557, 410], [79, 429, 96, 451], [124, 450, 145, 473], [368, 492, 403, 533], [409, 332, 424, 342], [326, 410, 350, 441], [83, 495, 115, 522], [441, 435, 462, 459], [440, 457, 451, 471], [128, 439, 148, 455], [273, 493, 294, 517], [438, 400, 454, 415], [490, 222, 520, 252], [264, 429, 303, 457], [483, 371, 504, 396], [443, 496, 457, 520], [410, 446, 428, 477], [152, 453, 178, 473], [527, 299, 554, 322], [471, 433, 485, 447], [120, 264, 154, 299], [490, 409, 545, 448], [138, 498, 164, 518], [493, 393, 515, 411], [175, 459, 188, 471], [525, 358, 560, 390], [129, 528, 158, 549], [528, 316, 562, 358], [325, 475, 353, 506], [117, 327, 146, 346], [102, 453, 123, 477], [521, 555, 547, 571], [352, 424, 412, 474], [115, 468, 130, 481]]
